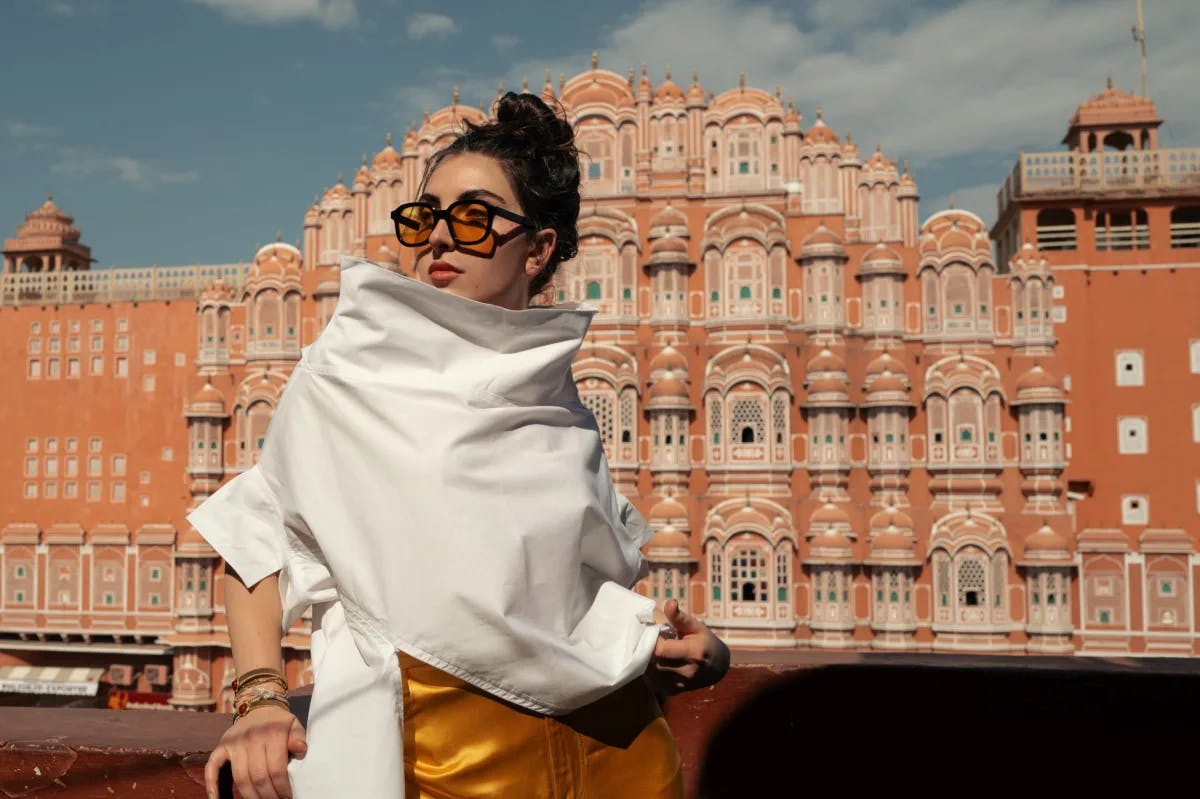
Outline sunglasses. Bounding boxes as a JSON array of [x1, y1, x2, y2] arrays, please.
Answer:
[[390, 199, 535, 248]]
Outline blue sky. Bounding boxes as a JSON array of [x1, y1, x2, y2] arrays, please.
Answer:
[[3, 0, 1197, 268]]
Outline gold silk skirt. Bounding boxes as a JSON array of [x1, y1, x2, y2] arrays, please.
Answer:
[[398, 652, 685, 799]]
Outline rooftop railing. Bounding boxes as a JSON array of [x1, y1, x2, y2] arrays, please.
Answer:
[[998, 146, 1200, 214], [0, 264, 250, 307]]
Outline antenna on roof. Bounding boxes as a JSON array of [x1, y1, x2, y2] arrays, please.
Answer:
[[1131, 0, 1148, 97]]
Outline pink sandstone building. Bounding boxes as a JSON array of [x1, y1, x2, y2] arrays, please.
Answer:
[[1, 64, 1198, 710]]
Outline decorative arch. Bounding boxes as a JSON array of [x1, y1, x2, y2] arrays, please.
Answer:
[[930, 511, 1011, 628], [557, 206, 639, 316]]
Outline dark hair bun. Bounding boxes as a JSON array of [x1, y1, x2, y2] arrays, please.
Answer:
[[494, 92, 576, 153]]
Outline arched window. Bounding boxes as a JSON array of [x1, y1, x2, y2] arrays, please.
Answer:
[[958, 558, 986, 607], [724, 244, 767, 317], [948, 389, 983, 463], [726, 128, 762, 189], [1036, 209, 1076, 250], [1170, 206, 1200, 248], [579, 382, 618, 457], [729, 544, 768, 605], [731, 397, 765, 445], [921, 270, 940, 332], [578, 128, 616, 194], [586, 281, 602, 300], [942, 264, 974, 332], [245, 401, 273, 465]]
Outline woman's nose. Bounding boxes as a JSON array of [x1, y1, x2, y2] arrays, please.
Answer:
[[427, 216, 456, 254]]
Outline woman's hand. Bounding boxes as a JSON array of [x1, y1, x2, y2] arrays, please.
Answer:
[[204, 705, 307, 799], [646, 599, 731, 695]]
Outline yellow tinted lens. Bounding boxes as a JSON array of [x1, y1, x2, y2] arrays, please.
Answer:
[[450, 202, 490, 243], [398, 205, 433, 245]]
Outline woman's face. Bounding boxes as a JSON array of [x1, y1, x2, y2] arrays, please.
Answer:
[[413, 152, 555, 311]]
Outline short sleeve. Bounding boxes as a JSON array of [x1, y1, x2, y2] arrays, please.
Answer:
[[186, 464, 287, 589]]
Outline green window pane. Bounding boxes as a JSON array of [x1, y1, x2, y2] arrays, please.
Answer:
[[210, 441, 217, 449], [558, 291, 566, 302], [1100, 610, 1110, 623], [988, 432, 996, 443], [199, 581, 207, 591], [885, 433, 894, 443], [586, 281, 602, 300], [876, 590, 883, 602], [738, 161, 750, 174], [777, 587, 787, 601], [622, 287, 632, 300], [824, 434, 833, 444], [889, 591, 898, 602], [711, 291, 719, 302], [771, 287, 781, 299], [960, 429, 972, 441], [953, 304, 963, 314], [266, 326, 273, 335], [712, 586, 721, 600], [739, 286, 751, 299]]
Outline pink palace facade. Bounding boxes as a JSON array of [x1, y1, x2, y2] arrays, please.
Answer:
[[1, 62, 1198, 710]]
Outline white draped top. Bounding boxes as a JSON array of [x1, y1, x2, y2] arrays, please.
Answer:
[[187, 256, 659, 796]]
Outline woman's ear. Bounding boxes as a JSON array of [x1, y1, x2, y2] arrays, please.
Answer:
[[526, 228, 557, 277]]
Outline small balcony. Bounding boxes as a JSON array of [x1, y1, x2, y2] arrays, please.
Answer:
[[998, 146, 1200, 211]]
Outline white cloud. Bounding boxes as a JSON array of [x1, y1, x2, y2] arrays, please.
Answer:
[[44, 0, 74, 16], [51, 148, 199, 189], [5, 121, 57, 138], [496, 0, 1198, 219], [187, 0, 357, 30], [491, 33, 519, 53], [406, 12, 458, 39]]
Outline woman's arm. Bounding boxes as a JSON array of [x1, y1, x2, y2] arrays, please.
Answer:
[[204, 570, 307, 799]]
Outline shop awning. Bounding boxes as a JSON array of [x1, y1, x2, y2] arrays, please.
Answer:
[[0, 665, 106, 696]]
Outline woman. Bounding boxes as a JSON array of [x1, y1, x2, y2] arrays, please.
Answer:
[[196, 92, 729, 799]]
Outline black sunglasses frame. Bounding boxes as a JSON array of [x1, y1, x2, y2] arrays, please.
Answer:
[[390, 199, 536, 248]]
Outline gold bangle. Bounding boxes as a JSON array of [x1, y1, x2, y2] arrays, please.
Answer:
[[235, 685, 289, 705], [233, 672, 288, 693], [232, 668, 286, 692]]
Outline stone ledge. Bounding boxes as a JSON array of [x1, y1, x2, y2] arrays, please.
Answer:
[[2, 652, 1199, 797]]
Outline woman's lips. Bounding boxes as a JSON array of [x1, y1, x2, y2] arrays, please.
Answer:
[[428, 261, 462, 285]]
